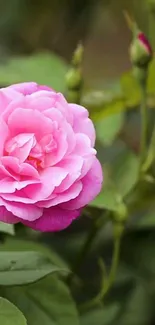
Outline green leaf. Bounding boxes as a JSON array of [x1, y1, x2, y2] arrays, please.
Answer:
[[121, 71, 141, 108], [0, 297, 27, 325], [147, 58, 155, 95], [117, 284, 151, 325], [0, 53, 68, 91], [2, 276, 79, 325], [0, 238, 67, 269], [132, 211, 155, 229], [89, 183, 124, 212], [80, 304, 120, 325], [142, 124, 155, 173], [95, 112, 124, 146], [0, 251, 68, 286], [121, 229, 155, 279], [0, 223, 15, 235], [111, 150, 139, 198], [81, 90, 125, 121]]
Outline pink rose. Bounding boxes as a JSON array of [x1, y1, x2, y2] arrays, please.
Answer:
[[0, 82, 103, 232]]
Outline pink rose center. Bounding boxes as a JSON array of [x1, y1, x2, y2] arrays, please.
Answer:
[[4, 132, 58, 169]]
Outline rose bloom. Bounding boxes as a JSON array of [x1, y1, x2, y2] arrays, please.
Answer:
[[0, 82, 103, 231]]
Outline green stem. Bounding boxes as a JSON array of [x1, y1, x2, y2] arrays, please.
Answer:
[[79, 223, 122, 312], [142, 123, 155, 172], [148, 10, 155, 51], [100, 232, 121, 297], [67, 213, 108, 286], [73, 214, 107, 273], [140, 84, 148, 167]]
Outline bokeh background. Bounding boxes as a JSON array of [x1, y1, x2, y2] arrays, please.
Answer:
[[0, 0, 151, 86]]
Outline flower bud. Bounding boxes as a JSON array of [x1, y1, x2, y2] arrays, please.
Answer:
[[65, 43, 84, 103], [130, 31, 152, 67], [72, 43, 84, 67], [113, 203, 128, 224], [66, 68, 83, 91]]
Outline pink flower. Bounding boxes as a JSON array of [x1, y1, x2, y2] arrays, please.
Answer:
[[0, 82, 103, 232]]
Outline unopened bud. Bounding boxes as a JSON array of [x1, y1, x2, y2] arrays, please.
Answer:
[[65, 43, 84, 103], [72, 43, 84, 67], [113, 203, 128, 224], [130, 31, 152, 67], [66, 68, 83, 91]]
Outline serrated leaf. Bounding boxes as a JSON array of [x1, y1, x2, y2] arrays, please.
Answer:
[[0, 251, 68, 286], [0, 223, 14, 235], [0, 53, 68, 91], [0, 297, 27, 325], [95, 112, 124, 146], [2, 275, 79, 325]]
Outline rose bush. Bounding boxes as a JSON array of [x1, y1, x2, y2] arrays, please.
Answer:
[[0, 82, 103, 231]]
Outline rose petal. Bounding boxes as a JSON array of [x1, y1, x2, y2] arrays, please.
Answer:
[[9, 82, 53, 95], [0, 118, 9, 156], [5, 133, 36, 163], [22, 207, 80, 232], [56, 155, 83, 192], [24, 166, 68, 201], [61, 158, 103, 209], [0, 206, 19, 223], [0, 177, 17, 193], [0, 197, 43, 221], [0, 88, 23, 116], [73, 133, 96, 156], [70, 103, 95, 146], [38, 181, 82, 208], [8, 108, 54, 140]]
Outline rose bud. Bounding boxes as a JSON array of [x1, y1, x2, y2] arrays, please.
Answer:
[[130, 30, 153, 67], [66, 43, 84, 103]]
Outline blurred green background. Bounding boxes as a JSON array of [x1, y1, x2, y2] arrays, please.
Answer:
[[0, 0, 150, 87]]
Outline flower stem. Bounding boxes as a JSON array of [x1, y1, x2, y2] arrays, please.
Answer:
[[79, 223, 123, 312], [100, 232, 121, 297], [73, 214, 107, 274], [140, 84, 148, 167]]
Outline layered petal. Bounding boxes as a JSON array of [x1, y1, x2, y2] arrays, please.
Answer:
[[0, 82, 103, 232], [61, 158, 103, 209], [0, 197, 43, 221], [9, 82, 52, 95], [22, 207, 80, 232], [70, 103, 96, 146]]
